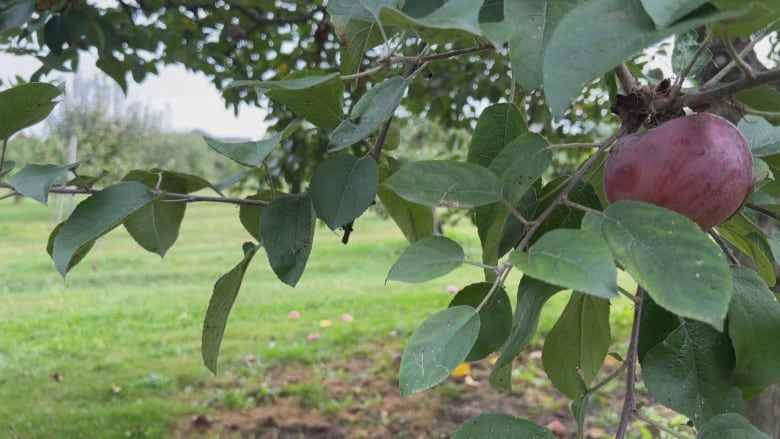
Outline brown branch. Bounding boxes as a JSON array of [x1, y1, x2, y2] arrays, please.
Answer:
[[515, 127, 626, 251], [677, 68, 780, 110], [746, 203, 780, 222], [615, 286, 645, 439], [0, 182, 269, 207], [614, 63, 639, 94], [388, 43, 494, 64]]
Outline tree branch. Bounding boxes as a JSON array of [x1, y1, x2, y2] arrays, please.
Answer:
[[615, 286, 645, 439], [614, 63, 639, 94], [0, 182, 269, 207], [515, 127, 626, 251], [678, 68, 780, 110], [388, 43, 494, 64]]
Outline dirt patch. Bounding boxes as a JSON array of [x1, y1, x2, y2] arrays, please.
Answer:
[[171, 340, 682, 438]]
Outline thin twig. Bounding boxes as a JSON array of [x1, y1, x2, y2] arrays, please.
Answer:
[[0, 138, 8, 172], [615, 286, 645, 439], [0, 190, 20, 201], [388, 43, 493, 64], [632, 410, 692, 439], [501, 198, 532, 226], [679, 67, 780, 110], [474, 262, 512, 313], [746, 203, 780, 222], [722, 31, 755, 80], [669, 28, 713, 101], [515, 128, 625, 251], [702, 32, 767, 89], [0, 182, 270, 207], [709, 231, 740, 265], [739, 105, 780, 121]]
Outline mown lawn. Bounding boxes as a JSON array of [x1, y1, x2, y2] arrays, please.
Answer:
[[1, 197, 641, 438]]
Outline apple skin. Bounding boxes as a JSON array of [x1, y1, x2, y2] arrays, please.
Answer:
[[603, 113, 753, 229]]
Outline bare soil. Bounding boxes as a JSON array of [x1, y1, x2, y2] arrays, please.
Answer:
[[171, 339, 682, 439]]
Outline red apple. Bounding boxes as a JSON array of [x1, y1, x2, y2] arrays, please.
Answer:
[[603, 113, 753, 229]]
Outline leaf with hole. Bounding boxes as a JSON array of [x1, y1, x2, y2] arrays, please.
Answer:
[[511, 229, 618, 299], [386, 236, 464, 283], [202, 242, 259, 374], [399, 305, 480, 397], [542, 292, 611, 398], [309, 154, 378, 230], [583, 201, 732, 330], [260, 193, 316, 287]]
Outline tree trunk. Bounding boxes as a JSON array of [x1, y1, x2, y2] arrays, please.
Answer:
[[746, 386, 780, 435]]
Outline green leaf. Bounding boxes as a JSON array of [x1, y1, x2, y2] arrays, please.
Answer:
[[448, 282, 512, 361], [202, 242, 259, 374], [728, 267, 780, 397], [582, 201, 732, 330], [96, 55, 128, 93], [735, 86, 780, 124], [376, 186, 434, 243], [260, 193, 316, 287], [452, 413, 556, 439], [0, 82, 61, 140], [489, 133, 551, 198], [379, 0, 484, 43], [542, 292, 611, 398], [120, 169, 216, 256], [204, 119, 301, 167], [505, 0, 581, 92], [64, 8, 90, 42], [710, 0, 780, 36], [490, 276, 561, 390], [0, 160, 15, 177], [43, 14, 65, 56], [478, 0, 514, 48], [672, 30, 711, 77], [239, 190, 275, 242], [49, 181, 157, 277], [641, 0, 709, 28], [382, 160, 503, 208], [696, 413, 771, 439], [328, 0, 398, 22], [8, 162, 79, 205], [227, 73, 343, 129], [740, 115, 780, 156], [638, 294, 679, 362], [0, 0, 35, 33], [386, 236, 464, 283], [543, 0, 746, 117], [641, 320, 744, 426], [716, 213, 776, 286], [333, 16, 388, 77], [511, 229, 618, 299], [399, 305, 480, 397], [309, 154, 378, 230], [329, 76, 408, 151], [467, 103, 527, 168]]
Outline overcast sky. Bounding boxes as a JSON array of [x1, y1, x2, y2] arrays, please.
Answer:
[[0, 53, 267, 139]]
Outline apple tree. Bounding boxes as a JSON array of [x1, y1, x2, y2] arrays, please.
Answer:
[[2, 0, 780, 437]]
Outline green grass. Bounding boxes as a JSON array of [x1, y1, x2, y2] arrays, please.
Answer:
[[0, 198, 635, 438]]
